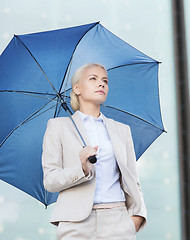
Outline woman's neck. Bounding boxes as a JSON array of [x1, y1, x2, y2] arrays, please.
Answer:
[[79, 104, 100, 118]]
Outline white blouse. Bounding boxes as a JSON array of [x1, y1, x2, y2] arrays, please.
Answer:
[[77, 110, 125, 204]]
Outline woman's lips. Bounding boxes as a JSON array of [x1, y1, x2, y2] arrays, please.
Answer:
[[95, 90, 105, 95]]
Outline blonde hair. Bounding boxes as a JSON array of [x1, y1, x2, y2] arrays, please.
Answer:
[[70, 63, 107, 112]]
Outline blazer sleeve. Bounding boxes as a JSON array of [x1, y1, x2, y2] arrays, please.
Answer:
[[126, 125, 147, 231], [41, 119, 95, 193]]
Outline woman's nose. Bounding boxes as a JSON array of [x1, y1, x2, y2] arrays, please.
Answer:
[[98, 80, 105, 88]]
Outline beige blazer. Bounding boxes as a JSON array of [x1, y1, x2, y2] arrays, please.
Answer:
[[42, 111, 147, 230]]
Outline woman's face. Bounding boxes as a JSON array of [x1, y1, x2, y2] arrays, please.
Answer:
[[73, 66, 109, 106]]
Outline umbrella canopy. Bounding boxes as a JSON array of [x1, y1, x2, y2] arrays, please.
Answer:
[[0, 22, 166, 207]]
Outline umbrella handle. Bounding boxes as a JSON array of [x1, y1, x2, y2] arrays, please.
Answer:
[[82, 145, 97, 164], [88, 155, 97, 164]]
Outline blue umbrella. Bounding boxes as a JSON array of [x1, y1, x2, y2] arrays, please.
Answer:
[[0, 22, 166, 207]]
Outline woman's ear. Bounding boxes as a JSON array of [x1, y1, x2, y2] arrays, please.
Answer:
[[73, 83, 80, 95]]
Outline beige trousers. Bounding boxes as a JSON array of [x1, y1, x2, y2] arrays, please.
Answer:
[[57, 205, 136, 240]]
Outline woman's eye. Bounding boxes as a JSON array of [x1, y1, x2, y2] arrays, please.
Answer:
[[104, 80, 108, 84], [90, 77, 96, 80]]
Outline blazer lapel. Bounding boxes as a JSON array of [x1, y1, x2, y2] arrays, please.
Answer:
[[103, 115, 141, 202], [102, 114, 127, 167]]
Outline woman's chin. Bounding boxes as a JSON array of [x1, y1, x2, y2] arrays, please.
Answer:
[[81, 97, 107, 107], [95, 96, 107, 104]]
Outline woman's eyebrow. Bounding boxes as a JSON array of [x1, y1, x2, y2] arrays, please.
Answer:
[[88, 74, 108, 80], [88, 74, 98, 77]]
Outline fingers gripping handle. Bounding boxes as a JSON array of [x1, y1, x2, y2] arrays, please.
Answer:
[[82, 146, 97, 164]]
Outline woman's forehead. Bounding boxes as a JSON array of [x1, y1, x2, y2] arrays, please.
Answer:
[[82, 66, 107, 76]]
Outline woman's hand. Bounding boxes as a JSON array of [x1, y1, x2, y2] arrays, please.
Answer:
[[131, 215, 144, 232], [79, 145, 98, 176]]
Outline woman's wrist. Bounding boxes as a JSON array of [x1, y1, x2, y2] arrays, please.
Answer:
[[131, 215, 144, 232], [82, 166, 89, 176]]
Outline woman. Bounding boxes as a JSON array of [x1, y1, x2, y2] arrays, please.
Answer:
[[42, 63, 147, 240]]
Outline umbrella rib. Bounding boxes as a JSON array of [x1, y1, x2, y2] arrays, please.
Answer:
[[24, 103, 58, 125], [56, 99, 71, 116], [107, 61, 160, 71], [0, 97, 57, 148], [58, 21, 100, 94], [14, 35, 70, 116], [0, 90, 55, 96], [62, 55, 73, 102], [0, 90, 57, 102], [53, 100, 60, 118], [101, 104, 167, 133], [53, 90, 71, 118], [14, 35, 60, 97], [60, 88, 72, 96], [55, 103, 63, 117]]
